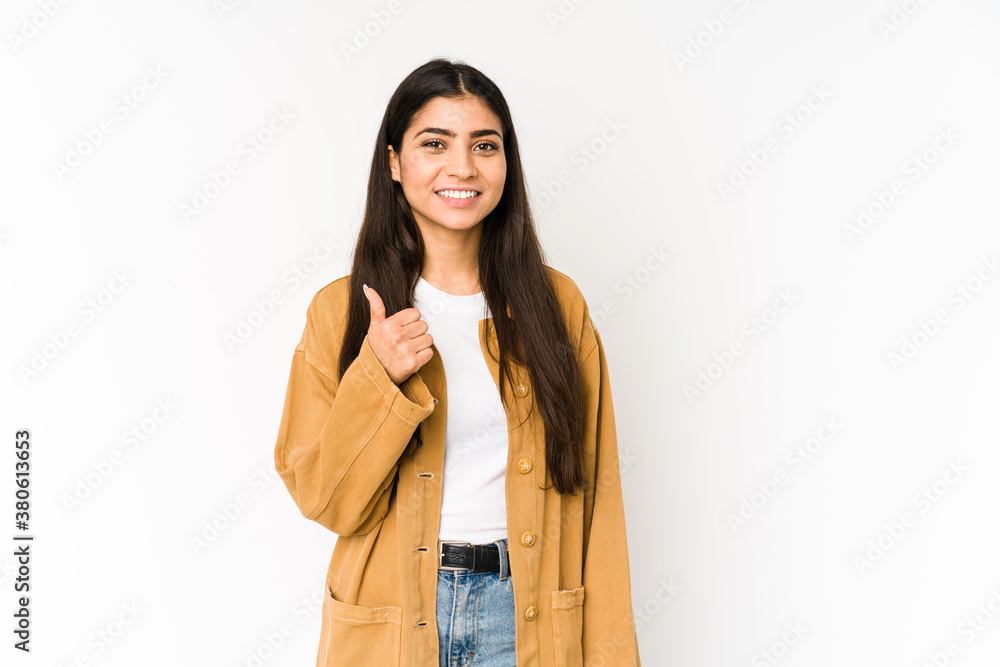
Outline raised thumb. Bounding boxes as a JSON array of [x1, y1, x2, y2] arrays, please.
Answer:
[[363, 283, 385, 325]]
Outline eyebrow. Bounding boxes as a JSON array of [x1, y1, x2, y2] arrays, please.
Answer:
[[415, 127, 502, 140]]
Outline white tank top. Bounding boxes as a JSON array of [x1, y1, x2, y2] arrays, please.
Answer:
[[413, 275, 509, 545]]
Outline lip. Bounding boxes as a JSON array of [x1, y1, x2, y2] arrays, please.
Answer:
[[435, 187, 482, 208]]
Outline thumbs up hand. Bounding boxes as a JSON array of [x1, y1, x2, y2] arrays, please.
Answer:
[[362, 283, 435, 386]]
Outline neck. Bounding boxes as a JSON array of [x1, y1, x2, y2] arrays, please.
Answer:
[[417, 221, 482, 295]]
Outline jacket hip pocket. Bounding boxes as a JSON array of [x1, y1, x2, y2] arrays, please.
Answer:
[[551, 586, 585, 667], [318, 588, 402, 666]]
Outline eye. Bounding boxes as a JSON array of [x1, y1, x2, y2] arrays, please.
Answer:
[[419, 139, 500, 151]]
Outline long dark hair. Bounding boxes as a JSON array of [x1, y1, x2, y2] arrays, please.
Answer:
[[337, 57, 586, 495]]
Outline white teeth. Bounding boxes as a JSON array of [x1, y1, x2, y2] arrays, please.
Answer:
[[436, 189, 480, 199]]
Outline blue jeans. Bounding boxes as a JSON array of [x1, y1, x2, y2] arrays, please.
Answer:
[[437, 538, 516, 666]]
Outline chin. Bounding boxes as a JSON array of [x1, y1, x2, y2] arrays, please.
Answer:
[[438, 217, 485, 231]]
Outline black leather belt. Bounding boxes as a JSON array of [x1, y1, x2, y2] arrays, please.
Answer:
[[438, 540, 507, 575]]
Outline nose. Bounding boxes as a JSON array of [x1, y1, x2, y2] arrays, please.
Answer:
[[447, 148, 477, 179]]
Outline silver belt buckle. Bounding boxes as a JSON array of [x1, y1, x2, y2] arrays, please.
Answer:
[[438, 540, 473, 571]]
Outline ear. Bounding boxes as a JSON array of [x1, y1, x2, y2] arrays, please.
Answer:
[[388, 145, 401, 183]]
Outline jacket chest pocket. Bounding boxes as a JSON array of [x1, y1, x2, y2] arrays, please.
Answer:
[[318, 588, 402, 666], [551, 586, 585, 667]]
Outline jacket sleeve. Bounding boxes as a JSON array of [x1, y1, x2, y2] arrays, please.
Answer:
[[273, 301, 436, 537], [580, 328, 642, 665]]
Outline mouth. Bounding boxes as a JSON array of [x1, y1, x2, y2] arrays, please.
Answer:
[[435, 189, 481, 200], [435, 189, 482, 208]]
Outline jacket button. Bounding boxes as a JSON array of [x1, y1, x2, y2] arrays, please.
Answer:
[[524, 605, 537, 621], [520, 531, 536, 547], [517, 458, 532, 474], [514, 382, 528, 397]]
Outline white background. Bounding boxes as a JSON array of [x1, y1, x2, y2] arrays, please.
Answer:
[[2, 1, 1000, 665]]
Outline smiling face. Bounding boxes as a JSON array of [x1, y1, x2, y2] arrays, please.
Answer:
[[388, 95, 506, 235]]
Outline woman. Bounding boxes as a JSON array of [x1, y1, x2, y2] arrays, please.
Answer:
[[274, 58, 641, 666]]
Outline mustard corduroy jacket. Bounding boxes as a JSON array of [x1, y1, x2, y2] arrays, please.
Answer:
[[274, 266, 642, 666]]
